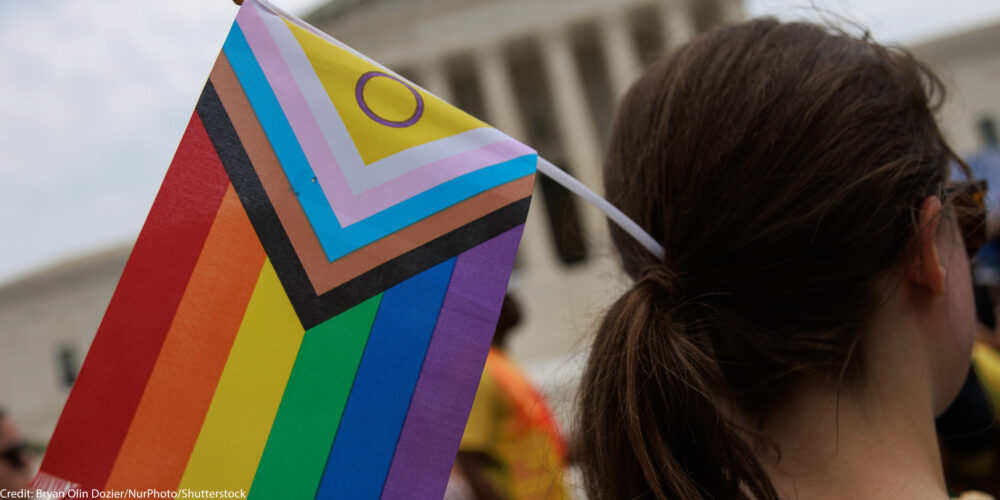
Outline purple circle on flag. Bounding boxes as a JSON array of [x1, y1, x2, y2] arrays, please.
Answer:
[[355, 71, 424, 128]]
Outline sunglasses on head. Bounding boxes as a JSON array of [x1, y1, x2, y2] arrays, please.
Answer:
[[944, 179, 988, 258], [0, 442, 29, 470]]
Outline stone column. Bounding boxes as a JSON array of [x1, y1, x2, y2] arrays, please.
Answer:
[[538, 27, 607, 249], [598, 8, 643, 99], [662, 0, 695, 50], [474, 44, 527, 141], [474, 43, 554, 268], [414, 57, 454, 104]]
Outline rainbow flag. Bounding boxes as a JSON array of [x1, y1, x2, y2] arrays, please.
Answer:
[[33, 1, 535, 498]]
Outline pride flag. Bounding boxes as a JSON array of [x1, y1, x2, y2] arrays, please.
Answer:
[[33, 1, 535, 498]]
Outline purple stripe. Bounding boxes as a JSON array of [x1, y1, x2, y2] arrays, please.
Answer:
[[379, 225, 525, 500]]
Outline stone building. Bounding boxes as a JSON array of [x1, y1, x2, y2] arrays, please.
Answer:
[[910, 20, 1000, 157]]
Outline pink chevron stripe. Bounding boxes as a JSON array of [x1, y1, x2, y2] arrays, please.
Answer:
[[336, 138, 531, 217], [236, 2, 534, 227], [235, 3, 354, 206]]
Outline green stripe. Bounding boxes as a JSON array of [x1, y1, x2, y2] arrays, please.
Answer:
[[248, 293, 382, 499]]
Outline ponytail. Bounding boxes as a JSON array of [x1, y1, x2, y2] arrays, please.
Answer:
[[576, 278, 779, 499], [583, 18, 958, 499]]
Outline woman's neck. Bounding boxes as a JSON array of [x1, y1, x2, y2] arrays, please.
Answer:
[[753, 309, 950, 499], [757, 379, 947, 499]]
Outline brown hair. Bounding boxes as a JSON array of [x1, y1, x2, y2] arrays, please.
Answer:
[[577, 19, 963, 499]]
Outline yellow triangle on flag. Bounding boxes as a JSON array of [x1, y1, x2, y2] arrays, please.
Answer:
[[285, 20, 488, 165]]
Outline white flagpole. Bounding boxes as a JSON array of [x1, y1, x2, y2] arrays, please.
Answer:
[[536, 157, 665, 261]]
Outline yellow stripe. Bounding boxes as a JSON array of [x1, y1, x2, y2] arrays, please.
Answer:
[[178, 259, 305, 491]]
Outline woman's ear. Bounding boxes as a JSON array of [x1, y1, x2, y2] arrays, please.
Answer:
[[907, 196, 946, 295]]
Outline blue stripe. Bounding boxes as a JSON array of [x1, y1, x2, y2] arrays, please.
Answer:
[[223, 24, 334, 245], [222, 26, 537, 262], [315, 258, 456, 500]]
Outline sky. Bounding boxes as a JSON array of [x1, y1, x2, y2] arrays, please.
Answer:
[[1, 0, 999, 285]]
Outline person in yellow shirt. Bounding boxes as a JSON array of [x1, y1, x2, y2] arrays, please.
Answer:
[[455, 295, 570, 500]]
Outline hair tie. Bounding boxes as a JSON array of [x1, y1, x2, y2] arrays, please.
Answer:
[[637, 264, 684, 299]]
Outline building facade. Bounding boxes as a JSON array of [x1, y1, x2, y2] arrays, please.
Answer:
[[910, 20, 1000, 156]]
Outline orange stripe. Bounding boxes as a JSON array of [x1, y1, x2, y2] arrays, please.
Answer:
[[104, 185, 266, 490]]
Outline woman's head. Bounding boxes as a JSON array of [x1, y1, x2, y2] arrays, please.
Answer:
[[577, 19, 979, 499]]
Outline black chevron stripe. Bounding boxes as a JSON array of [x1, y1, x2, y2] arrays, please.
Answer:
[[195, 81, 531, 329]]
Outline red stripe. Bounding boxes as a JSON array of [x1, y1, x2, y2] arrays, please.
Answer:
[[38, 111, 231, 490]]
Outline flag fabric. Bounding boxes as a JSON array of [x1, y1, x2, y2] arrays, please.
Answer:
[[33, 0, 535, 498]]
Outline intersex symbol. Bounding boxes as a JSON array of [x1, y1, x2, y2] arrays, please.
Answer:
[[355, 71, 425, 128]]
